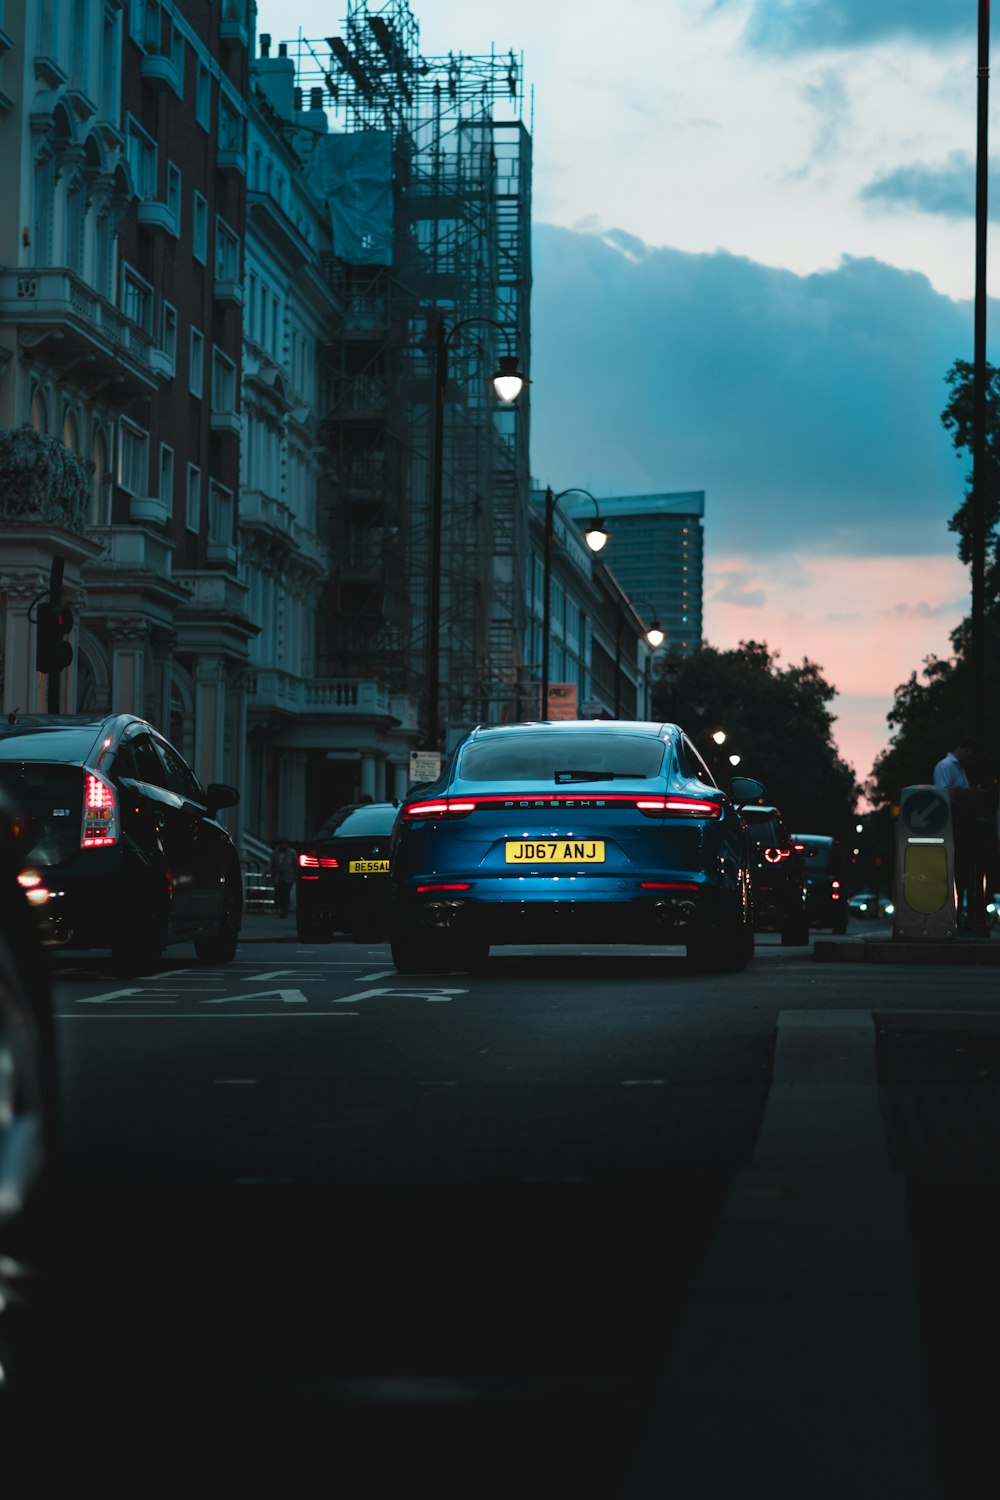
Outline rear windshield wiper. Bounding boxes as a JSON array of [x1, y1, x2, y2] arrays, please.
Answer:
[[553, 770, 633, 783]]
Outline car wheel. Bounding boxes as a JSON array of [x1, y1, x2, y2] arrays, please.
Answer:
[[194, 868, 242, 965], [688, 906, 750, 972], [390, 932, 441, 974], [780, 917, 810, 946]]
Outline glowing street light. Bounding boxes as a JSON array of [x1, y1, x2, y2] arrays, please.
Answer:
[[712, 730, 727, 746]]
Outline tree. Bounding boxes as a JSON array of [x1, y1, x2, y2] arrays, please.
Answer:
[[867, 360, 1000, 809], [651, 640, 859, 835]]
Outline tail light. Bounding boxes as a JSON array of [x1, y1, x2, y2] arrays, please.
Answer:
[[82, 771, 119, 847], [299, 853, 339, 869], [402, 799, 476, 821], [764, 847, 792, 864], [402, 794, 724, 821], [636, 796, 723, 819]]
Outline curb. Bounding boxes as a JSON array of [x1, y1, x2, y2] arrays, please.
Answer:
[[814, 936, 1000, 965]]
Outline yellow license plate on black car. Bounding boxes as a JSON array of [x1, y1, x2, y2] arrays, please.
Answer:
[[348, 859, 389, 874], [505, 840, 605, 864]]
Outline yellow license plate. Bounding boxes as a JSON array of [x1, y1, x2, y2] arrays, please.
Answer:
[[505, 840, 605, 865], [348, 859, 390, 874]]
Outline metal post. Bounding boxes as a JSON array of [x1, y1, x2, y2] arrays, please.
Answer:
[[971, 0, 990, 745], [427, 317, 447, 749], [614, 602, 623, 719], [540, 486, 554, 719]]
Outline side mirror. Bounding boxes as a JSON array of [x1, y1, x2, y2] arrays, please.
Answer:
[[730, 775, 766, 808], [206, 782, 240, 814]]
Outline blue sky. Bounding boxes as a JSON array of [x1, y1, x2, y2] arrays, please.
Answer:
[[254, 0, 995, 782]]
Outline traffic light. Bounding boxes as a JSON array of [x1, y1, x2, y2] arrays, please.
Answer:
[[35, 600, 74, 675]]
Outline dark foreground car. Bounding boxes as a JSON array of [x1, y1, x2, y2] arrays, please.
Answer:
[[792, 832, 848, 934], [0, 785, 56, 1394], [741, 804, 809, 946], [389, 720, 761, 973], [0, 714, 242, 973], [296, 801, 398, 942]]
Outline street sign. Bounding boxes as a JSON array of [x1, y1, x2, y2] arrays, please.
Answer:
[[546, 683, 577, 720], [409, 750, 442, 783], [900, 787, 950, 837]]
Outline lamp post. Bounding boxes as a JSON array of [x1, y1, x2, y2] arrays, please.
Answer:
[[427, 316, 526, 749], [629, 598, 666, 717], [970, 0, 990, 748], [540, 487, 609, 719]]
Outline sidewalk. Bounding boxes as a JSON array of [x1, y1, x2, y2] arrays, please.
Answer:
[[814, 926, 1000, 964]]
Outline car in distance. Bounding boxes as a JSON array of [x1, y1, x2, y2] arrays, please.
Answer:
[[0, 783, 57, 1396], [792, 833, 848, 934], [848, 892, 892, 921], [389, 720, 760, 973], [0, 714, 242, 973], [741, 804, 809, 946], [296, 801, 398, 942]]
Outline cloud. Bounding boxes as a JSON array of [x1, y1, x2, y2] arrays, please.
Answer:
[[860, 151, 997, 221], [531, 222, 978, 560], [726, 0, 973, 55], [712, 570, 767, 608], [882, 599, 968, 620]]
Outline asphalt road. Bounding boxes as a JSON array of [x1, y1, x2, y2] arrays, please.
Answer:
[[11, 924, 1000, 1494]]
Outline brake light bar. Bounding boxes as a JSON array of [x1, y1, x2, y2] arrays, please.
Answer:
[[402, 793, 724, 820], [416, 883, 472, 893], [641, 882, 699, 891], [82, 771, 119, 847], [299, 853, 339, 869]]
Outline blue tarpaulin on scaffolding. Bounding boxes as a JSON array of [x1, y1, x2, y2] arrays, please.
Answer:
[[307, 130, 394, 266]]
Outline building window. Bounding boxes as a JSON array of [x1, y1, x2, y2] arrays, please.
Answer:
[[62, 407, 80, 453], [195, 59, 211, 128], [192, 191, 207, 262], [160, 299, 177, 371], [189, 326, 204, 397], [185, 463, 201, 532], [168, 18, 184, 93], [126, 115, 157, 199], [119, 419, 149, 495], [215, 216, 239, 282], [129, 0, 161, 51], [166, 162, 181, 234], [211, 347, 236, 414], [91, 428, 111, 525], [218, 97, 243, 154], [30, 388, 48, 434], [209, 481, 233, 546], [100, 4, 118, 118], [121, 264, 154, 332], [158, 443, 174, 514]]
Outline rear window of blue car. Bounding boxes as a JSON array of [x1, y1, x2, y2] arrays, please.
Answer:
[[457, 731, 666, 782]]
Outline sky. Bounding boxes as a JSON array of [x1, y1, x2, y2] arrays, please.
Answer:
[[254, 0, 997, 790]]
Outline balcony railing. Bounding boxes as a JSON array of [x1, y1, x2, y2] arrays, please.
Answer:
[[0, 268, 157, 393], [247, 674, 393, 719]]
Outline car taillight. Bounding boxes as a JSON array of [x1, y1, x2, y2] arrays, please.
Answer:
[[299, 853, 340, 869], [636, 796, 723, 819], [764, 847, 792, 863], [402, 799, 476, 821], [81, 771, 119, 847], [832, 880, 841, 889], [416, 883, 472, 893]]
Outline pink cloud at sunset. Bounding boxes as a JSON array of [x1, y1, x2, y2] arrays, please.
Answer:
[[704, 552, 971, 785]]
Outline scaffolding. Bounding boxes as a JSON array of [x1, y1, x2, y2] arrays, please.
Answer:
[[287, 0, 532, 735]]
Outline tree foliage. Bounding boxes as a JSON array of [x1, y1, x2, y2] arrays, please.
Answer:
[[867, 360, 1000, 808], [650, 640, 859, 835]]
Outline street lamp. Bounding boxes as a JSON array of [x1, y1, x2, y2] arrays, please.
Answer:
[[728, 753, 742, 767], [428, 316, 527, 748], [628, 598, 666, 717], [540, 487, 609, 718], [712, 730, 727, 746]]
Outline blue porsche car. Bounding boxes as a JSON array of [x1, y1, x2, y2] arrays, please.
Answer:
[[389, 720, 762, 973]]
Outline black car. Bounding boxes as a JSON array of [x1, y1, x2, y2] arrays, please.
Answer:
[[0, 714, 242, 973], [0, 784, 57, 1395], [296, 801, 398, 942], [792, 832, 849, 934], [741, 803, 809, 946], [389, 720, 761, 973]]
